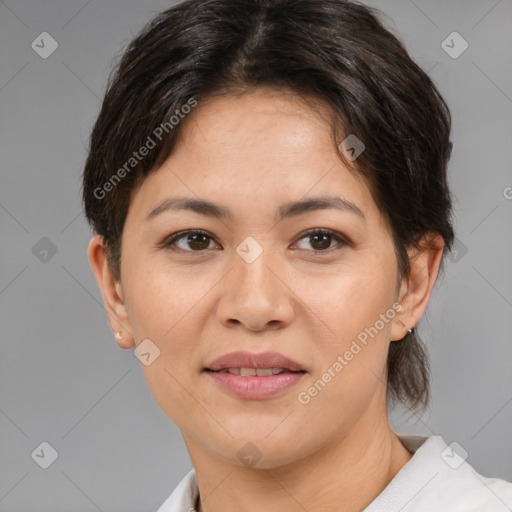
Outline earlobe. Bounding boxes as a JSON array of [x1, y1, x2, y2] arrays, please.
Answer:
[[390, 232, 445, 341], [114, 330, 134, 349], [87, 235, 135, 349]]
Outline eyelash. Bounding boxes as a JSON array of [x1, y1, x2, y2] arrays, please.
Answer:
[[160, 228, 349, 253]]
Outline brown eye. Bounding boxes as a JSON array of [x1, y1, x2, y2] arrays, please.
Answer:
[[310, 232, 332, 250], [294, 229, 347, 252], [163, 230, 217, 252], [186, 232, 211, 250]]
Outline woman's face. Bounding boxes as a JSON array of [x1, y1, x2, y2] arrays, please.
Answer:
[[109, 89, 412, 467]]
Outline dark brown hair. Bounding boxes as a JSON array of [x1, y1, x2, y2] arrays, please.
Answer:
[[82, 0, 454, 412]]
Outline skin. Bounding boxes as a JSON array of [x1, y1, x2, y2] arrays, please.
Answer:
[[88, 88, 444, 512]]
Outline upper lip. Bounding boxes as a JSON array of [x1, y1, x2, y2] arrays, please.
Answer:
[[205, 351, 305, 372]]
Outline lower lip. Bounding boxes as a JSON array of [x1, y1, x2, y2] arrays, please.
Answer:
[[206, 370, 306, 399]]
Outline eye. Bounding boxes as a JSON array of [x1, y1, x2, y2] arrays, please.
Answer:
[[160, 228, 348, 253], [293, 228, 348, 252], [161, 229, 220, 252]]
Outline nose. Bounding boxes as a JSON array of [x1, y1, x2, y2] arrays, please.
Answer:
[[216, 246, 295, 332]]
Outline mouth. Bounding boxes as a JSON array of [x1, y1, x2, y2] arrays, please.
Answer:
[[204, 350, 305, 373], [203, 350, 307, 399], [205, 368, 306, 376]]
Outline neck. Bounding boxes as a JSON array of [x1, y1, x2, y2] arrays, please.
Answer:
[[187, 409, 412, 512]]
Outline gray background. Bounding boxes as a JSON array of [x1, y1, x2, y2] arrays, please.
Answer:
[[1, 0, 511, 510]]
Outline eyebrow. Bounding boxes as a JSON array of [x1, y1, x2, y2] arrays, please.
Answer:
[[145, 195, 365, 222]]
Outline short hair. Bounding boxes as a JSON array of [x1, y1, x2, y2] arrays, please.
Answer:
[[82, 0, 455, 413]]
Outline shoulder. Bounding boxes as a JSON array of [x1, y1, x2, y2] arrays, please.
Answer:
[[365, 434, 512, 512], [155, 468, 198, 512]]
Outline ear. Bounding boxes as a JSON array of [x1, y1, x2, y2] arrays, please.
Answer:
[[87, 234, 135, 349], [390, 232, 445, 341]]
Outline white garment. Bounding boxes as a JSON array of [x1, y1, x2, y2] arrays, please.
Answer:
[[156, 434, 512, 511]]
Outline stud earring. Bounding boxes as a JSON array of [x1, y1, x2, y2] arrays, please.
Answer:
[[115, 331, 123, 340], [407, 327, 414, 334]]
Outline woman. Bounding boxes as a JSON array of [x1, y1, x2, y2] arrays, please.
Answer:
[[82, 0, 512, 510]]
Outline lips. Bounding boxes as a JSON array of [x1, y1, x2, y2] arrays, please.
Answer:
[[205, 350, 305, 374], [204, 351, 306, 399]]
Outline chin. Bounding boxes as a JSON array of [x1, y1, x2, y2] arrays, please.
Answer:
[[222, 432, 310, 470], [235, 445, 308, 470]]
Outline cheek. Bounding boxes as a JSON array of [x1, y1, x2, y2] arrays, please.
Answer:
[[294, 254, 396, 401], [128, 265, 207, 423], [122, 257, 209, 402], [297, 258, 396, 343], [293, 270, 394, 425], [124, 254, 211, 340]]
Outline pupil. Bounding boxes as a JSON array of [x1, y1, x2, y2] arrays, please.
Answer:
[[312, 233, 330, 250], [189, 233, 208, 250]]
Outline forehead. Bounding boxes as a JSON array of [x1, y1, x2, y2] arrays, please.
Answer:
[[126, 88, 382, 226], [181, 88, 338, 159]]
